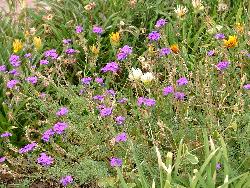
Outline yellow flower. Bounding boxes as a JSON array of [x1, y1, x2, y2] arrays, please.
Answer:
[[224, 36, 238, 48], [33, 36, 42, 50], [109, 32, 120, 45], [91, 45, 99, 55], [13, 39, 23, 53], [235, 23, 244, 33], [170, 44, 180, 54]]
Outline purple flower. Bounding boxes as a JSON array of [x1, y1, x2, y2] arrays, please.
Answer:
[[65, 48, 77, 55], [155, 18, 167, 28], [56, 107, 69, 116], [246, 54, 250, 58], [7, 79, 19, 89], [177, 77, 188, 86], [159, 48, 171, 56], [115, 132, 127, 142], [216, 61, 230, 71], [115, 116, 125, 125], [101, 62, 119, 73], [81, 77, 92, 85], [100, 107, 112, 117], [75, 26, 83, 33], [148, 31, 160, 41], [24, 53, 32, 58], [9, 54, 21, 67], [207, 50, 215, 56], [63, 39, 72, 45], [243, 84, 250, 90], [60, 176, 73, 186], [120, 45, 133, 54], [117, 52, 128, 61], [9, 69, 20, 76], [1, 132, 12, 138], [26, 76, 38, 84], [53, 122, 68, 134], [0, 157, 6, 163], [37, 153, 54, 166], [144, 98, 156, 107], [174, 92, 186, 100], [216, 163, 221, 170], [39, 92, 46, 99], [214, 33, 225, 40], [137, 97, 145, 106], [163, 86, 174, 96], [95, 77, 104, 84], [110, 157, 122, 167], [106, 89, 116, 97], [0, 65, 6, 72], [93, 26, 103, 34], [19, 142, 37, 154], [40, 59, 49, 65], [117, 98, 128, 104], [137, 97, 156, 107], [44, 49, 58, 59], [93, 95, 105, 101], [42, 129, 55, 142]]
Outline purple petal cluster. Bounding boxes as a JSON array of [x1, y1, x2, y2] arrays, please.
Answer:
[[117, 98, 128, 104], [24, 53, 32, 58], [214, 33, 225, 40], [37, 153, 54, 166], [63, 39, 72, 45], [53, 122, 68, 134], [117, 45, 133, 60], [44, 49, 58, 59], [100, 107, 112, 117], [0, 157, 6, 163], [137, 97, 156, 107], [93, 95, 105, 101], [75, 26, 83, 33], [40, 59, 49, 65], [65, 48, 77, 55], [60, 176, 73, 186], [0, 65, 7, 72], [216, 61, 230, 71], [19, 142, 37, 154], [42, 129, 55, 142], [115, 116, 126, 125], [207, 50, 215, 56], [110, 157, 122, 167], [56, 107, 69, 116], [0, 132, 12, 138], [155, 18, 167, 28], [81, 77, 92, 85], [148, 31, 160, 41], [93, 26, 103, 34], [7, 79, 19, 89], [26, 76, 38, 85], [177, 77, 188, 86], [9, 69, 20, 76], [159, 48, 171, 56], [101, 62, 119, 73], [174, 92, 186, 100], [9, 54, 21, 67], [115, 132, 127, 142], [95, 77, 104, 84], [243, 84, 250, 90], [163, 86, 174, 96]]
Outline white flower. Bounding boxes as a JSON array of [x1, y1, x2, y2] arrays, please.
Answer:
[[192, 0, 204, 11], [174, 5, 188, 18], [140, 72, 155, 84], [218, 2, 228, 12], [215, 25, 223, 31], [129, 68, 143, 81]]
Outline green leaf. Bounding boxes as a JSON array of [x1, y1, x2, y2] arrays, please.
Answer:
[[186, 152, 199, 165]]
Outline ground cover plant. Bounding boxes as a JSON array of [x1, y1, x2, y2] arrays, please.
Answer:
[[0, 0, 250, 187]]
